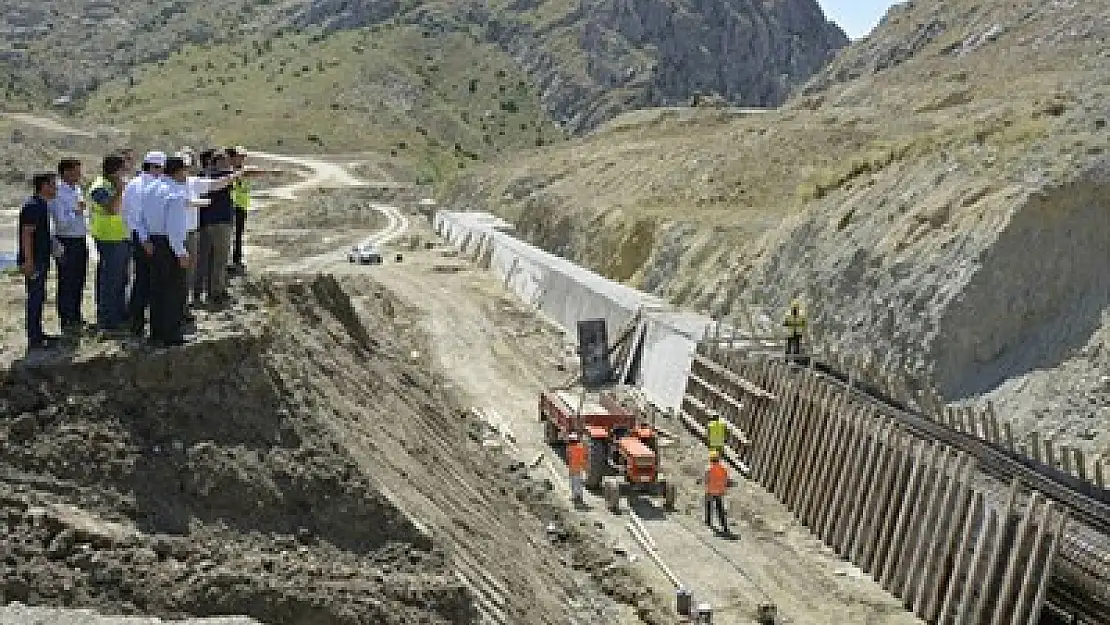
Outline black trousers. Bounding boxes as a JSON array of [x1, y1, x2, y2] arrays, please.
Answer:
[[55, 236, 87, 328], [129, 232, 151, 334], [786, 336, 802, 356], [705, 495, 728, 530], [149, 236, 185, 343], [232, 208, 246, 265]]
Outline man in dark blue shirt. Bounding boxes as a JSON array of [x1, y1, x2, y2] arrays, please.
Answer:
[[195, 150, 240, 308], [18, 173, 61, 349]]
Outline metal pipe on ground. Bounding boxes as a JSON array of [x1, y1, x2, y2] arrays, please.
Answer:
[[625, 523, 683, 589]]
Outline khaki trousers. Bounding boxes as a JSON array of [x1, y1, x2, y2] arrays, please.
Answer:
[[195, 222, 233, 300]]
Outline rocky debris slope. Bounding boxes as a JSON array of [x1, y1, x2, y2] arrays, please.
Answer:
[[446, 0, 1110, 457], [0, 273, 668, 624]]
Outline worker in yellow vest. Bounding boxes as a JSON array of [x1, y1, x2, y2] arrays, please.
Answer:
[[707, 414, 727, 456], [783, 299, 807, 361], [228, 146, 251, 274], [227, 146, 281, 275], [87, 155, 129, 334]]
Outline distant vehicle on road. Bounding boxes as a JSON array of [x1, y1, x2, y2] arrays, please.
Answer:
[[347, 244, 382, 265]]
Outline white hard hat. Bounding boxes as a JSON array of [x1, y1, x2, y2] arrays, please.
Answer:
[[142, 151, 167, 167], [568, 432, 579, 441]]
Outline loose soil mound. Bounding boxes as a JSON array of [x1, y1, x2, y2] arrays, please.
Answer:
[[0, 274, 666, 625]]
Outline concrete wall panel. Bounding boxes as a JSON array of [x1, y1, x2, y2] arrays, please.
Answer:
[[435, 211, 730, 411]]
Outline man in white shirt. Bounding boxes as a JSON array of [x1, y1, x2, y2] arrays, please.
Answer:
[[124, 151, 165, 337], [176, 148, 212, 323], [141, 156, 191, 347], [49, 158, 88, 336]]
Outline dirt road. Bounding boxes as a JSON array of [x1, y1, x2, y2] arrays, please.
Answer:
[[245, 150, 366, 205], [296, 215, 923, 625], [2, 113, 100, 137]]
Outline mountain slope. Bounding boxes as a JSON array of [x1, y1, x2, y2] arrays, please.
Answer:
[[294, 0, 848, 131], [0, 0, 846, 134], [443, 0, 1110, 455], [79, 25, 562, 181]]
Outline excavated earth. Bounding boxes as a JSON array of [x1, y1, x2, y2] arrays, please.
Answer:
[[0, 273, 671, 625]]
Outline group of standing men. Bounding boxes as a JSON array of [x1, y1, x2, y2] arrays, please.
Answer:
[[16, 146, 273, 350]]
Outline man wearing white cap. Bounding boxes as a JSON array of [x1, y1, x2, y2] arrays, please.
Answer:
[[124, 150, 165, 337]]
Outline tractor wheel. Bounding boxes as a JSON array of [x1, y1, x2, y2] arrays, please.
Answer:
[[664, 482, 678, 512], [585, 438, 607, 491], [603, 477, 621, 514]]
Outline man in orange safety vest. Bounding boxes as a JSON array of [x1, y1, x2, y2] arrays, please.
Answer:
[[705, 449, 730, 534], [567, 431, 588, 506]]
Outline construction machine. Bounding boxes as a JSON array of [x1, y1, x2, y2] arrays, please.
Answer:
[[539, 386, 677, 513]]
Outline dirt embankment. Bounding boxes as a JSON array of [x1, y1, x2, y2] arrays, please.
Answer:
[[0, 274, 667, 625]]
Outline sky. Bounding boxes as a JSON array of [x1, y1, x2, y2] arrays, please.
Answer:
[[817, 0, 901, 40]]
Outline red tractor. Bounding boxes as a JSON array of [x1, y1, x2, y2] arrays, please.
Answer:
[[539, 388, 677, 512]]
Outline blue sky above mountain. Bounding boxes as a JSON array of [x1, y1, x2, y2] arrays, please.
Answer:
[[818, 0, 900, 39]]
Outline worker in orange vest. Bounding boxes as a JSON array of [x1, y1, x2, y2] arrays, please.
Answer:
[[567, 431, 588, 506], [705, 450, 730, 534]]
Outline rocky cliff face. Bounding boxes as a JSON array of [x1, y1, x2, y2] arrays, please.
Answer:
[[293, 0, 847, 132]]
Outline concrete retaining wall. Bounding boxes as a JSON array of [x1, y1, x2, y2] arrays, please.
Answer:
[[434, 211, 717, 410]]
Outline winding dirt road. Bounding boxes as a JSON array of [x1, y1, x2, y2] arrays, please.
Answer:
[[0, 114, 408, 268]]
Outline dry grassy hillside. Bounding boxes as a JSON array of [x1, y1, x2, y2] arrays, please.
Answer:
[[79, 25, 562, 183], [446, 0, 1110, 454]]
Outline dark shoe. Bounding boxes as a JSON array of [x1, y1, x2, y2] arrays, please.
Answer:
[[28, 333, 65, 349], [163, 337, 190, 347]]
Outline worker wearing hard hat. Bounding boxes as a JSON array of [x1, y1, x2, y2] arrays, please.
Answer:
[[705, 450, 730, 534], [783, 299, 807, 361], [567, 432, 588, 506], [707, 414, 727, 456]]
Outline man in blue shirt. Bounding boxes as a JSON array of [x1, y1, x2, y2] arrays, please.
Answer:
[[142, 156, 191, 347], [19, 173, 61, 349], [49, 158, 88, 337], [196, 149, 241, 309]]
